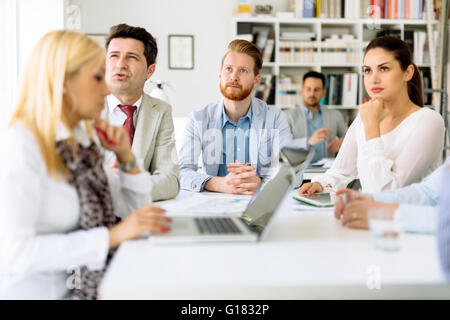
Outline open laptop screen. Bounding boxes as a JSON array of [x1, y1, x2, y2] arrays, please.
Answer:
[[241, 147, 311, 237]]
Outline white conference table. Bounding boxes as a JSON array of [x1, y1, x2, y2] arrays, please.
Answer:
[[99, 190, 450, 299]]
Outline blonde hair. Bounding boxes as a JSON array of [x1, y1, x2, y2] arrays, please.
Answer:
[[221, 39, 263, 75], [9, 30, 105, 180]]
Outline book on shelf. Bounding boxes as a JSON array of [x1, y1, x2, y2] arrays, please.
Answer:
[[303, 0, 316, 17], [421, 69, 432, 105], [320, 0, 328, 17], [346, 0, 361, 18], [322, 73, 359, 107], [277, 78, 301, 107], [263, 38, 275, 63], [332, 75, 343, 105], [398, 0, 403, 19], [294, 0, 304, 18], [404, 29, 414, 52], [254, 29, 270, 53], [255, 74, 274, 103], [342, 73, 359, 107]]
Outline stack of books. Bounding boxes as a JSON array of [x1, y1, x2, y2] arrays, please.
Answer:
[[321, 34, 361, 64], [279, 41, 318, 64], [277, 78, 302, 107]]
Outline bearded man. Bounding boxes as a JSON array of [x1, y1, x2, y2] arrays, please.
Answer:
[[178, 39, 293, 194]]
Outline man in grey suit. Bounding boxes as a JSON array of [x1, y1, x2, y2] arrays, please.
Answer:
[[179, 39, 293, 195], [284, 71, 348, 163], [104, 24, 179, 201]]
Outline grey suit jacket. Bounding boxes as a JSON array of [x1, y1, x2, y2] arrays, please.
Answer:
[[283, 106, 348, 158], [104, 93, 180, 201], [179, 97, 293, 192]]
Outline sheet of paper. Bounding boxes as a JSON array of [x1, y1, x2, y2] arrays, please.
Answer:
[[160, 196, 250, 216], [309, 158, 334, 169]]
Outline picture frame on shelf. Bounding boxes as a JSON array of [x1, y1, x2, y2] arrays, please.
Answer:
[[168, 35, 194, 70]]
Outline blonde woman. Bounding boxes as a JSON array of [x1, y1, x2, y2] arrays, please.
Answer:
[[0, 30, 171, 299], [299, 36, 445, 195]]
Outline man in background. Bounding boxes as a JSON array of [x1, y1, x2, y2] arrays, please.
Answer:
[[284, 71, 348, 163]]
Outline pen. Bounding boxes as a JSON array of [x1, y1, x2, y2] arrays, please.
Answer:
[[94, 125, 118, 146]]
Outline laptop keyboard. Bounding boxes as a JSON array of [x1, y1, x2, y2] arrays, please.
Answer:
[[194, 217, 243, 234]]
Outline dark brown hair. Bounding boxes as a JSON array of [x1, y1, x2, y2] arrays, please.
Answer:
[[221, 39, 263, 75], [106, 23, 157, 67], [365, 35, 423, 107], [303, 70, 326, 88]]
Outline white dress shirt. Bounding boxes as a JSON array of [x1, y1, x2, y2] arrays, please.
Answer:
[[312, 108, 445, 193], [106, 94, 142, 127], [104, 94, 142, 166], [0, 123, 152, 299]]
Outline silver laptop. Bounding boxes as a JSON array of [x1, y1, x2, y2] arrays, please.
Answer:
[[148, 147, 313, 244]]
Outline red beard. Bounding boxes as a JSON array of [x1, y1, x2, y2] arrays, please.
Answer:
[[220, 81, 253, 101]]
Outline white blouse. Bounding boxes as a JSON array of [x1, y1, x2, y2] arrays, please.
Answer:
[[0, 123, 152, 299], [312, 107, 445, 193]]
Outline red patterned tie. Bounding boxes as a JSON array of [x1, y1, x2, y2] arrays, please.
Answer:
[[118, 105, 137, 144]]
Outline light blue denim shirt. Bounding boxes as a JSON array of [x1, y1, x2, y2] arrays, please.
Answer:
[[370, 157, 449, 234], [304, 106, 325, 163], [217, 103, 252, 177]]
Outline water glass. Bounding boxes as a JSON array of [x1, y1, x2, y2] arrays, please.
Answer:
[[368, 207, 402, 251]]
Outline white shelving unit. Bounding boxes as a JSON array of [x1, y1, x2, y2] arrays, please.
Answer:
[[232, 16, 437, 113]]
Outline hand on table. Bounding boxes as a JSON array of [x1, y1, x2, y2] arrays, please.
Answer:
[[298, 182, 324, 195], [334, 188, 398, 230], [108, 204, 172, 248]]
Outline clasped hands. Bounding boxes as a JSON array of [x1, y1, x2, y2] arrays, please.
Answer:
[[205, 160, 262, 195]]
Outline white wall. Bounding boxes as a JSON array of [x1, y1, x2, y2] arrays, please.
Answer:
[[17, 0, 65, 75], [70, 0, 288, 117], [0, 0, 16, 130], [0, 0, 66, 131]]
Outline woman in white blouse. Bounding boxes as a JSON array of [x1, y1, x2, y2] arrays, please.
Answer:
[[299, 35, 445, 195], [0, 30, 171, 299]]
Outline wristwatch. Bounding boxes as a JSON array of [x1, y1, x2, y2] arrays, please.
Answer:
[[118, 154, 137, 172]]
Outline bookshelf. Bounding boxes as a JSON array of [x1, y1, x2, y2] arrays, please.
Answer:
[[232, 16, 438, 115]]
